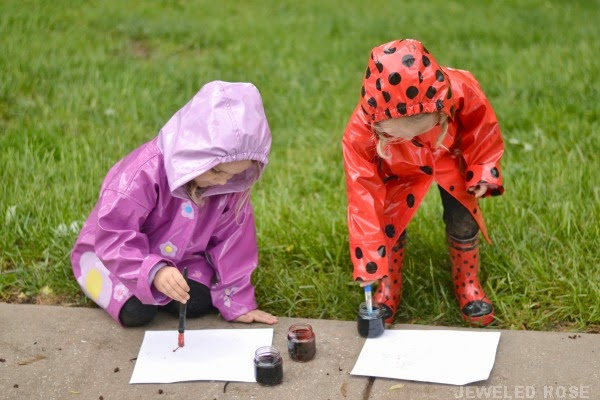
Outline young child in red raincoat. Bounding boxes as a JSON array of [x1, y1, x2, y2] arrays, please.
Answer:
[[342, 39, 504, 326]]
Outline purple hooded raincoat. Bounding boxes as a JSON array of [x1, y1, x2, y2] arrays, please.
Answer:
[[71, 81, 272, 325]]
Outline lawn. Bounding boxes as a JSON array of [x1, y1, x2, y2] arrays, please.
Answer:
[[1, 0, 598, 331]]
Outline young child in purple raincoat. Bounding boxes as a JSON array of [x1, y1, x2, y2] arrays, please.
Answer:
[[71, 81, 278, 327]]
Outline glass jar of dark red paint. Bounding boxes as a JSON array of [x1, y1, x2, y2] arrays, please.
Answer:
[[287, 323, 316, 362], [357, 302, 385, 338], [254, 346, 283, 386]]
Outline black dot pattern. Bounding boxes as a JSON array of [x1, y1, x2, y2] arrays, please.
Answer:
[[366, 262, 378, 274], [490, 167, 499, 178], [375, 61, 383, 73], [466, 171, 474, 182], [396, 103, 407, 115], [355, 247, 363, 259], [367, 97, 377, 107], [384, 47, 396, 54], [436, 70, 445, 82], [406, 86, 418, 99], [419, 166, 433, 175], [426, 86, 437, 99], [382, 91, 391, 102], [422, 55, 430, 66], [388, 72, 401, 85], [402, 54, 415, 67], [375, 78, 382, 91], [378, 246, 386, 257], [385, 224, 396, 238], [406, 194, 415, 208]]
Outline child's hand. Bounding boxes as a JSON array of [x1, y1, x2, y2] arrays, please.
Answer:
[[233, 309, 278, 325], [153, 266, 190, 303], [468, 183, 488, 198]]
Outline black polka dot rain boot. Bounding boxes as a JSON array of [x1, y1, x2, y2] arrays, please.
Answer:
[[448, 233, 495, 326], [373, 232, 406, 324]]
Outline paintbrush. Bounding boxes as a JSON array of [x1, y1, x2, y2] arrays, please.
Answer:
[[178, 267, 188, 348], [364, 285, 373, 314]]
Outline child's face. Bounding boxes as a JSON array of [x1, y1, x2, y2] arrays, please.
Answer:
[[378, 114, 438, 140], [193, 160, 253, 188]]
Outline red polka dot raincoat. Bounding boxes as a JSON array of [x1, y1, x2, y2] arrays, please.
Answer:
[[342, 39, 505, 282]]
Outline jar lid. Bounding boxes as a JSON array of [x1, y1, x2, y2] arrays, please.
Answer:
[[254, 346, 282, 366]]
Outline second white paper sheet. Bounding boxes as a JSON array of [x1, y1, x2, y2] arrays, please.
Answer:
[[351, 329, 501, 385], [130, 328, 273, 384]]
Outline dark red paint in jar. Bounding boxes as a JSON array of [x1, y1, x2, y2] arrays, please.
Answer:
[[287, 323, 316, 362]]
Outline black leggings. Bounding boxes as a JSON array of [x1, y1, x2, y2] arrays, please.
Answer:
[[119, 279, 214, 327], [438, 185, 479, 239]]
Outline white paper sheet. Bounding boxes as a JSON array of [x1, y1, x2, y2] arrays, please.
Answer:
[[351, 329, 501, 385], [130, 329, 273, 384]]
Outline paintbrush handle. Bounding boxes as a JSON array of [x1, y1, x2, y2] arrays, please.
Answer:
[[178, 267, 188, 333], [364, 285, 373, 313]]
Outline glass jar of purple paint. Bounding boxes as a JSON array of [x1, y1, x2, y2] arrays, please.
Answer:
[[357, 302, 385, 338], [253, 346, 283, 386]]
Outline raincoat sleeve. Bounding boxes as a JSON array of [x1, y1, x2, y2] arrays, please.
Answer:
[[206, 194, 259, 321], [342, 107, 390, 282], [456, 72, 505, 197], [94, 189, 172, 305]]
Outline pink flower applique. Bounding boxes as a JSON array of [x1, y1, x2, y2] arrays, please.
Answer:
[[113, 283, 130, 302], [189, 269, 203, 280]]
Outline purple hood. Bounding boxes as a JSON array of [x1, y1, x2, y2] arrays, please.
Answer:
[[158, 81, 272, 199]]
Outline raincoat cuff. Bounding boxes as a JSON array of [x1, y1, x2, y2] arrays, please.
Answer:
[[147, 262, 170, 305], [350, 241, 389, 282], [464, 162, 505, 198], [137, 255, 172, 305]]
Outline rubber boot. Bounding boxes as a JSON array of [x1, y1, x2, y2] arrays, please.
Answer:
[[448, 233, 494, 326], [374, 232, 406, 324]]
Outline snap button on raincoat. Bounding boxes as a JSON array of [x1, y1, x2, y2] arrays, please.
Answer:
[[343, 39, 504, 282], [71, 81, 272, 324]]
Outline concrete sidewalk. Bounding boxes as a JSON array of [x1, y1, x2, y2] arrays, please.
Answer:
[[0, 303, 598, 400]]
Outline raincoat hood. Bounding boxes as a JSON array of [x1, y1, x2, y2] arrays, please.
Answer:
[[158, 81, 272, 199], [359, 39, 456, 124]]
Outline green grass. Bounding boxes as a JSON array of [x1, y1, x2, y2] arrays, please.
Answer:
[[1, 0, 598, 331]]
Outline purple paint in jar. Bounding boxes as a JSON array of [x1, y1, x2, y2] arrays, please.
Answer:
[[254, 346, 283, 386], [357, 302, 385, 338]]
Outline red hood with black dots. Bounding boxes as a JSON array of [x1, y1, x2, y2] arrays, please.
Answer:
[[360, 39, 457, 124], [343, 39, 505, 282]]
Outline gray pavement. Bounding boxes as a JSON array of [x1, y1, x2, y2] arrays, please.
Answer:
[[0, 303, 598, 400]]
